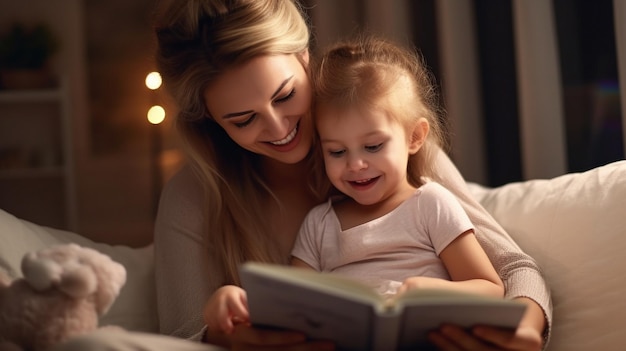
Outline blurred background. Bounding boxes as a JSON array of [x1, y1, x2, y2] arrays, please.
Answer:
[[0, 0, 624, 246]]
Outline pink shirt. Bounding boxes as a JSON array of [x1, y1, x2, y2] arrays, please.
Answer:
[[291, 182, 474, 296]]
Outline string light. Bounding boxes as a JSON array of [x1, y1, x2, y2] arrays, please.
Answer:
[[147, 105, 165, 125], [145, 72, 162, 90]]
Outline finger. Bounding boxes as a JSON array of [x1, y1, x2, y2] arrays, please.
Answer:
[[231, 323, 307, 346], [473, 325, 542, 351], [217, 304, 235, 333], [203, 302, 227, 332], [428, 330, 463, 351], [240, 289, 249, 309], [396, 284, 407, 295], [227, 298, 250, 321], [472, 326, 516, 347], [233, 342, 335, 351], [437, 325, 499, 351]]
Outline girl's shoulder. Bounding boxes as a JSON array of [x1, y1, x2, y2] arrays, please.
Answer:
[[415, 180, 458, 203]]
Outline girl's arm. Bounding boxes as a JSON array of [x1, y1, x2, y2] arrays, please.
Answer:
[[430, 146, 551, 349], [439, 230, 504, 297], [399, 230, 504, 298]]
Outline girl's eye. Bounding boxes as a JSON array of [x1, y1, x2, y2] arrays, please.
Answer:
[[274, 89, 295, 104], [365, 143, 383, 152], [328, 149, 345, 158], [234, 114, 256, 128]]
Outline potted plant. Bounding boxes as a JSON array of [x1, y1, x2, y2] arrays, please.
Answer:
[[0, 23, 60, 89]]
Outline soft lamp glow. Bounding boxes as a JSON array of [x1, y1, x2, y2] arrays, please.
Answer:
[[145, 72, 162, 90], [147, 105, 166, 124]]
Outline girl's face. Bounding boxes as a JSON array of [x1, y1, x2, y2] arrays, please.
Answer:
[[204, 53, 314, 165], [317, 104, 424, 206]]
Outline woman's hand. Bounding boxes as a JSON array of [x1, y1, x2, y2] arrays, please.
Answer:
[[224, 324, 335, 351], [428, 297, 545, 351], [428, 324, 543, 351], [204, 322, 335, 351], [203, 286, 335, 350]]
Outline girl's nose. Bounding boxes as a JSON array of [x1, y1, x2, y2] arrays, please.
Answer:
[[347, 154, 367, 171]]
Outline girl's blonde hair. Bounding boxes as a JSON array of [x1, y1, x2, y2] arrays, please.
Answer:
[[154, 0, 326, 284], [311, 35, 448, 186]]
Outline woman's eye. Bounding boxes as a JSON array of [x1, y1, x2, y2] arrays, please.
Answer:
[[234, 114, 256, 128], [365, 143, 383, 152], [274, 89, 295, 104]]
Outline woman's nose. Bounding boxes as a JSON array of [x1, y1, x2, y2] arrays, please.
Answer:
[[264, 109, 289, 137]]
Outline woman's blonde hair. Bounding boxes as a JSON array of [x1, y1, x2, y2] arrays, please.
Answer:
[[311, 35, 448, 186], [154, 0, 326, 284]]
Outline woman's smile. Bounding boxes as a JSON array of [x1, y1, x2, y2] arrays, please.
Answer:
[[269, 121, 298, 146]]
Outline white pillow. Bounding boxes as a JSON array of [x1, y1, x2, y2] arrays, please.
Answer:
[[470, 160, 626, 351], [0, 209, 159, 333]]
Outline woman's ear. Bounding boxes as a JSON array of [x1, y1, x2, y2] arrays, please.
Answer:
[[409, 118, 429, 154], [299, 49, 310, 67]]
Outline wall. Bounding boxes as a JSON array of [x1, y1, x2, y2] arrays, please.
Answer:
[[0, 0, 181, 247]]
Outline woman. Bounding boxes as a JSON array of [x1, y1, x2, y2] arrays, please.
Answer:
[[151, 0, 551, 350]]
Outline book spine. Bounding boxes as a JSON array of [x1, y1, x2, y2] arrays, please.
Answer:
[[371, 306, 402, 351]]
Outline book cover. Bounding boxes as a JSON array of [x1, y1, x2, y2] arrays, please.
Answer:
[[240, 262, 526, 351]]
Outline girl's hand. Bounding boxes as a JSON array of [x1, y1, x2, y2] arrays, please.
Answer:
[[204, 285, 250, 334], [428, 324, 543, 351], [398, 276, 449, 294]]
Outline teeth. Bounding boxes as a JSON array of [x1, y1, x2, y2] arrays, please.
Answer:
[[270, 125, 298, 145], [355, 179, 372, 183]]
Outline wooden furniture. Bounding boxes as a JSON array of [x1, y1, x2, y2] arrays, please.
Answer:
[[0, 77, 77, 230]]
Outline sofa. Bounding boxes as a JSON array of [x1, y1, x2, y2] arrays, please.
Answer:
[[1, 160, 625, 351]]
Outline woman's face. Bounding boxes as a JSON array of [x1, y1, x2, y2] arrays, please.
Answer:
[[204, 53, 314, 164]]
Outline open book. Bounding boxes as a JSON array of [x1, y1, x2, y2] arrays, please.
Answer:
[[240, 262, 527, 351]]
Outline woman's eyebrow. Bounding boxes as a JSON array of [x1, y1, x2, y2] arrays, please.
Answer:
[[271, 75, 294, 99], [222, 75, 295, 119], [223, 110, 254, 119]]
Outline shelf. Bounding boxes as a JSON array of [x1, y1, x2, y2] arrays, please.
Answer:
[[0, 88, 63, 103], [0, 166, 65, 179], [0, 76, 77, 231]]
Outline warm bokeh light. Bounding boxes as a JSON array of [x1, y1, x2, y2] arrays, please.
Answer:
[[145, 72, 162, 90], [147, 105, 165, 124]]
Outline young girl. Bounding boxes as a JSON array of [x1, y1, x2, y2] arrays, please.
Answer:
[[205, 35, 505, 339], [292, 34, 504, 298]]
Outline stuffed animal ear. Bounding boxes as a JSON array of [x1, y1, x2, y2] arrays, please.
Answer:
[[21, 252, 62, 291], [58, 263, 98, 299], [0, 268, 11, 288], [93, 260, 126, 315]]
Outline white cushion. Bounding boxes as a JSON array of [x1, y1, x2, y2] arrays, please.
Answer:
[[469, 160, 626, 351], [0, 209, 158, 333]]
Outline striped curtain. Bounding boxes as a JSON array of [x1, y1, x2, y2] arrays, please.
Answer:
[[306, 0, 626, 186]]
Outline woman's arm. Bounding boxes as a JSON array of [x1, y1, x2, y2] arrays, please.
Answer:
[[155, 168, 336, 351], [430, 147, 552, 349], [154, 166, 221, 340]]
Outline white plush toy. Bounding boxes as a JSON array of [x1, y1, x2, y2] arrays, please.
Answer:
[[0, 243, 127, 351]]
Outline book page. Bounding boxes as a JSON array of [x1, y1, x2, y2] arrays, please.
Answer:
[[241, 264, 378, 350], [242, 262, 384, 305], [392, 290, 526, 349]]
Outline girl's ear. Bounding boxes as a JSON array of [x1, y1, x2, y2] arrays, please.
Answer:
[[409, 118, 429, 154]]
